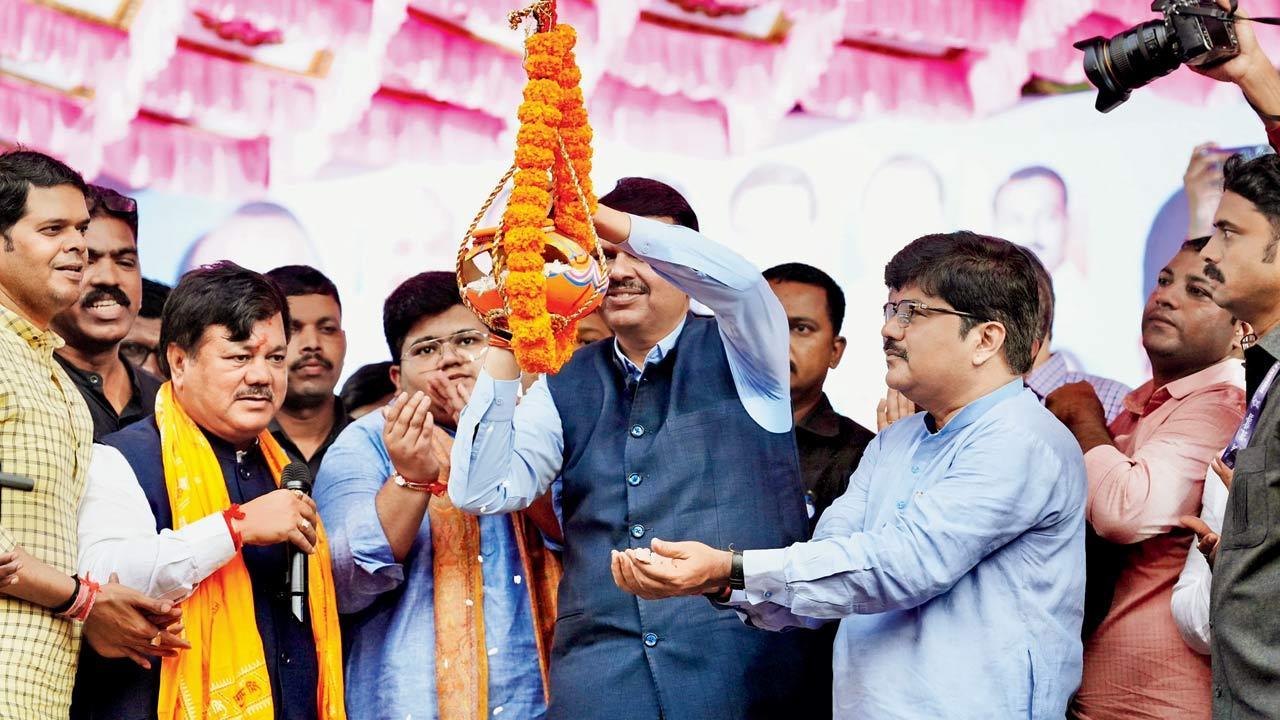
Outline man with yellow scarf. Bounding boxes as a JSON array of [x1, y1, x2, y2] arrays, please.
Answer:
[[71, 262, 346, 720]]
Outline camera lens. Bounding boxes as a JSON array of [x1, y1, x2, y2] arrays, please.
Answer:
[[1074, 20, 1181, 113]]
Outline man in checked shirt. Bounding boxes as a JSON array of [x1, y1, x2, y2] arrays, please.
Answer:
[[0, 150, 187, 720]]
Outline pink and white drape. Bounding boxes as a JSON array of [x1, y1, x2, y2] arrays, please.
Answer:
[[2, 0, 1278, 194]]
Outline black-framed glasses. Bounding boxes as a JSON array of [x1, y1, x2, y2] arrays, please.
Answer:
[[400, 329, 490, 367], [120, 341, 156, 367], [882, 300, 985, 327]]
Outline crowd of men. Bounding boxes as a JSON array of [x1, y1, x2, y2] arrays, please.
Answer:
[[6, 2, 1280, 719]]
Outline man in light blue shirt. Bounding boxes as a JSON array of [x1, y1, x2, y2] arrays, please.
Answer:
[[612, 231, 1087, 719], [450, 179, 819, 719], [314, 272, 553, 720]]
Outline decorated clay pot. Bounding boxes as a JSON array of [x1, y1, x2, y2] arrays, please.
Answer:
[[458, 223, 608, 334]]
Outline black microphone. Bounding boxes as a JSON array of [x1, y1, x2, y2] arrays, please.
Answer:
[[281, 461, 312, 623]]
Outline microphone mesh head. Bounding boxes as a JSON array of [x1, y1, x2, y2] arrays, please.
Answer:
[[281, 461, 312, 492]]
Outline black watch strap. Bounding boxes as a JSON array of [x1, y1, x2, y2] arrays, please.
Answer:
[[729, 549, 745, 590], [51, 574, 80, 615]]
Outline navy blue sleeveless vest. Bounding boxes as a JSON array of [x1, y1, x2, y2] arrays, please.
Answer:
[[69, 418, 318, 720], [545, 316, 813, 720]]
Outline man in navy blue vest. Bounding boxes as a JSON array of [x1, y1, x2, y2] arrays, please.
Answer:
[[450, 178, 814, 719], [70, 262, 328, 720]]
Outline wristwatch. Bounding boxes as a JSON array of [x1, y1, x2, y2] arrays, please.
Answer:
[[729, 549, 745, 590]]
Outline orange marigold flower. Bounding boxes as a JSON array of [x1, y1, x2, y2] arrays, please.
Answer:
[[502, 204, 547, 229], [515, 145, 555, 170], [516, 123, 558, 148], [509, 187, 551, 211], [523, 79, 562, 105], [516, 102, 561, 127], [506, 251, 545, 273], [503, 227, 545, 254], [490, 22, 597, 373]]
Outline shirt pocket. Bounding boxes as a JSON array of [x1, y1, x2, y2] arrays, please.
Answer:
[[1221, 444, 1268, 550]]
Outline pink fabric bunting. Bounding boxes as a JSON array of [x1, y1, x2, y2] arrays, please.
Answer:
[[330, 88, 506, 167], [102, 111, 270, 196]]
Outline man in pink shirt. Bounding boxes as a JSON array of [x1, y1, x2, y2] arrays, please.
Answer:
[[1046, 237, 1247, 720]]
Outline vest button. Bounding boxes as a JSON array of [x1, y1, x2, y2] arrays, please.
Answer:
[[630, 424, 645, 438], [627, 473, 642, 487], [642, 632, 659, 647], [630, 524, 646, 539]]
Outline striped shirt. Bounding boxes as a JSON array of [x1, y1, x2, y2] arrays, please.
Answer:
[[0, 304, 94, 719]]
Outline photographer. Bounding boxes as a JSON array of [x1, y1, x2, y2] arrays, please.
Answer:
[[1177, 7, 1280, 714], [1193, 0, 1280, 144]]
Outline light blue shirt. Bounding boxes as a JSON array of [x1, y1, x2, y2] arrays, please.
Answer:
[[737, 380, 1086, 719], [314, 412, 545, 720], [450, 215, 793, 516]]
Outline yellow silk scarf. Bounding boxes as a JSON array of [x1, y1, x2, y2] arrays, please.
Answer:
[[153, 383, 346, 720], [430, 430, 561, 720]]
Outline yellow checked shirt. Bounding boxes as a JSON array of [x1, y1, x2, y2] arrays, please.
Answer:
[[0, 304, 94, 720]]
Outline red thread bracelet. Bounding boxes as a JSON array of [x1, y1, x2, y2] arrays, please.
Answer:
[[70, 576, 100, 623], [223, 503, 246, 552]]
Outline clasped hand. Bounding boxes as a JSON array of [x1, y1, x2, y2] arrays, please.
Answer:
[[83, 572, 191, 669], [610, 539, 732, 600]]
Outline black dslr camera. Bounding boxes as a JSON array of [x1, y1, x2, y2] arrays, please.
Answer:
[[1075, 0, 1239, 112]]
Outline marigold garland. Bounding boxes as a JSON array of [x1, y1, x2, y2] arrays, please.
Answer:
[[500, 19, 598, 373]]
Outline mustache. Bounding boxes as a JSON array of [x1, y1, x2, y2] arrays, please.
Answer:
[[290, 352, 333, 372], [234, 386, 275, 401], [608, 279, 649, 295], [81, 285, 131, 309], [883, 338, 908, 360], [1204, 262, 1226, 284]]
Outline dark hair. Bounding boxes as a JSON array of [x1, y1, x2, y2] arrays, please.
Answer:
[[884, 231, 1040, 374], [383, 271, 463, 361], [0, 150, 89, 243], [998, 165, 1068, 208], [86, 184, 139, 242], [599, 177, 699, 231], [340, 361, 396, 410], [763, 262, 846, 334], [1017, 245, 1055, 343], [140, 278, 171, 319], [159, 261, 291, 378], [1223, 153, 1280, 262], [1182, 235, 1211, 252], [265, 264, 342, 309]]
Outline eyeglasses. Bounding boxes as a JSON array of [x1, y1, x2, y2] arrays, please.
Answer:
[[88, 186, 139, 235], [882, 300, 985, 327], [120, 341, 156, 367], [401, 329, 490, 367], [92, 188, 137, 215]]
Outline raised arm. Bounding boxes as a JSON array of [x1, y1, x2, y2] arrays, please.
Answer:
[[595, 206, 792, 432], [448, 357, 566, 516]]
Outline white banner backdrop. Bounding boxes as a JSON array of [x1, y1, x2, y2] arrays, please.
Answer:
[[133, 88, 1268, 428]]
